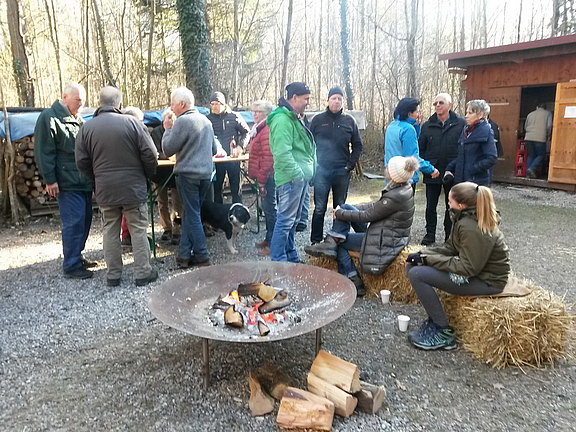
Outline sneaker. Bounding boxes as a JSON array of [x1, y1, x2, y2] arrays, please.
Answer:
[[526, 168, 536, 179], [107, 278, 121, 287], [408, 321, 457, 351], [171, 233, 180, 245], [408, 318, 434, 340], [190, 256, 211, 267], [121, 236, 132, 246], [64, 268, 93, 279], [420, 234, 435, 246], [135, 269, 158, 286], [81, 258, 98, 268], [255, 240, 268, 248], [304, 236, 338, 259], [349, 274, 365, 297], [160, 230, 172, 241], [257, 246, 270, 257], [296, 223, 307, 232]]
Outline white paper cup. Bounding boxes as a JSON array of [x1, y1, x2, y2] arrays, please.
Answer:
[[380, 290, 391, 304], [397, 315, 410, 332]]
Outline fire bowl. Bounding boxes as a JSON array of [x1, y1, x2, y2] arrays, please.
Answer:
[[148, 261, 357, 343]]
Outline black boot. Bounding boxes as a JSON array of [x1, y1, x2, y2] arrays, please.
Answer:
[[349, 274, 365, 297]]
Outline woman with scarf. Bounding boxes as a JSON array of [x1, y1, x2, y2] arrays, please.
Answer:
[[247, 100, 276, 256], [405, 181, 510, 350], [444, 100, 497, 187], [305, 156, 420, 297]]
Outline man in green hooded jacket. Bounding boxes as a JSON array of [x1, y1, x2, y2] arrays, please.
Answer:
[[267, 82, 316, 262]]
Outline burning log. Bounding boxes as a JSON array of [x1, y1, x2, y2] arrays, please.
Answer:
[[258, 290, 291, 314], [353, 380, 387, 414], [224, 305, 244, 328], [248, 372, 275, 416], [257, 320, 270, 336], [276, 387, 334, 431], [237, 282, 277, 302], [254, 363, 293, 400], [310, 350, 361, 394], [307, 372, 357, 418]]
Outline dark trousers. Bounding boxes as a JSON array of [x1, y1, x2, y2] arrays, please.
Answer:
[[424, 182, 452, 240], [214, 161, 242, 204], [310, 170, 350, 243]]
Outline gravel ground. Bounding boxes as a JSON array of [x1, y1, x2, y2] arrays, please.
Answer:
[[1, 181, 575, 431]]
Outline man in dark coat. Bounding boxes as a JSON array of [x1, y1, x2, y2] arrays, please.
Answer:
[[418, 93, 466, 245], [309, 86, 363, 244], [34, 83, 95, 279], [207, 91, 250, 203], [76, 86, 158, 287]]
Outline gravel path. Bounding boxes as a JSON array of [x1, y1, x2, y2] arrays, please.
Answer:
[[1, 181, 575, 431]]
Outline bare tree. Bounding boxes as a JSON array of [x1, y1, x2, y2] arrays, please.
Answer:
[[404, 0, 418, 98], [339, 0, 354, 109], [280, 0, 294, 93], [6, 0, 35, 106], [93, 0, 117, 86], [42, 0, 63, 93]]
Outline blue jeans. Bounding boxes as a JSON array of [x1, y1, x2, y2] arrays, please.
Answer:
[[326, 204, 368, 277], [270, 179, 307, 262], [311, 169, 350, 243], [262, 176, 277, 245], [526, 140, 546, 171], [57, 191, 93, 273], [298, 185, 310, 226], [176, 175, 211, 260]]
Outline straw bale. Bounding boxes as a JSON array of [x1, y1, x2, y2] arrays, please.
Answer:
[[307, 245, 421, 304], [439, 280, 574, 368]]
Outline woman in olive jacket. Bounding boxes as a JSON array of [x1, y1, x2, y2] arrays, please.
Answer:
[[405, 182, 510, 351], [305, 156, 419, 296]]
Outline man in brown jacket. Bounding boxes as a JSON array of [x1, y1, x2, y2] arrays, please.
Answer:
[[76, 86, 158, 287]]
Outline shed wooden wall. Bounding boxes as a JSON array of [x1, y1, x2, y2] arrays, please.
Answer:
[[461, 55, 576, 179]]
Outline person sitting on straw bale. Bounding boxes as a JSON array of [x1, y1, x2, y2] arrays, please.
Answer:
[[405, 181, 510, 351], [304, 156, 420, 297]]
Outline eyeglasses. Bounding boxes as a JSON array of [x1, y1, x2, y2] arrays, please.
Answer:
[[433, 101, 446, 106]]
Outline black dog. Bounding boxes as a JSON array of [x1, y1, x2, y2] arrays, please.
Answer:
[[201, 201, 251, 254]]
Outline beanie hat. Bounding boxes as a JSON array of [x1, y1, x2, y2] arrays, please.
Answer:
[[387, 156, 420, 183], [328, 86, 344, 98], [210, 91, 226, 105], [285, 82, 311, 99]]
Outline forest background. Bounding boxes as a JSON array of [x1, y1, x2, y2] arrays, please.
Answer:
[[1, 0, 575, 141]]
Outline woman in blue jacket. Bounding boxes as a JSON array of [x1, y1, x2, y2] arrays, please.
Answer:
[[444, 100, 497, 187], [384, 98, 439, 189]]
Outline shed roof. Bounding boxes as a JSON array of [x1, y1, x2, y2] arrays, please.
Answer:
[[439, 34, 576, 69]]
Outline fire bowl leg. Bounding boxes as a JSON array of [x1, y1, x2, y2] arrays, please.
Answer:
[[315, 328, 322, 355], [202, 338, 210, 389]]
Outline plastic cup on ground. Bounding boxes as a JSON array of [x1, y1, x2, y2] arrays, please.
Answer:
[[380, 290, 391, 304], [397, 315, 410, 332]]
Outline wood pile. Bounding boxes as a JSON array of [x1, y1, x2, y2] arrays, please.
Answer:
[[12, 136, 51, 205], [247, 350, 387, 430]]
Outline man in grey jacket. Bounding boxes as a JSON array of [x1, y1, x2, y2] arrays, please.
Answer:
[[162, 87, 226, 269], [76, 86, 158, 287]]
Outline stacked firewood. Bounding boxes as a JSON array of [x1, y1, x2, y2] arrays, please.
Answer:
[[248, 350, 386, 431], [13, 136, 50, 204]]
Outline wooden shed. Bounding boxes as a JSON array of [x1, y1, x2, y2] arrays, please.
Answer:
[[439, 34, 576, 191]]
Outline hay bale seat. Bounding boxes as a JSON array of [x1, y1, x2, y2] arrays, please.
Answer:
[[308, 250, 574, 368]]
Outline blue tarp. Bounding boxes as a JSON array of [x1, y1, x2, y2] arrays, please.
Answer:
[[0, 107, 254, 141]]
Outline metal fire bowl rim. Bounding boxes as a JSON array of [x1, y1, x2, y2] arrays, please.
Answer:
[[148, 261, 357, 343]]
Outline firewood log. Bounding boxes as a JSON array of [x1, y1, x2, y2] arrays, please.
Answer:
[[18, 141, 29, 151], [24, 150, 34, 157], [310, 350, 361, 394], [354, 380, 386, 414], [23, 169, 35, 179], [25, 158, 33, 164], [257, 321, 270, 336], [32, 180, 42, 188], [30, 189, 40, 198], [17, 163, 27, 172], [258, 290, 291, 314], [254, 363, 293, 400], [224, 306, 243, 328], [307, 372, 357, 418], [248, 372, 275, 416], [15, 155, 25, 163], [16, 184, 29, 196], [276, 387, 334, 431], [237, 282, 278, 302]]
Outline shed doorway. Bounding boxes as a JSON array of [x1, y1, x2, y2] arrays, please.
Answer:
[[519, 85, 556, 180]]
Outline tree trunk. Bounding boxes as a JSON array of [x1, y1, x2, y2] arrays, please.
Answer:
[[43, 0, 63, 93], [145, 0, 156, 109], [404, 0, 418, 98], [230, 0, 240, 105], [6, 0, 35, 107], [339, 0, 354, 109], [93, 0, 117, 87], [176, 0, 213, 105], [316, 0, 323, 107], [280, 0, 294, 94]]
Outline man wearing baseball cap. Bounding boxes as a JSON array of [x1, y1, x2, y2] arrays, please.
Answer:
[[309, 86, 363, 244], [266, 82, 316, 262]]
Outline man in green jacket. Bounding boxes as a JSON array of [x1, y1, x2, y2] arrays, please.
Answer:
[[34, 83, 95, 279], [267, 82, 316, 262]]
